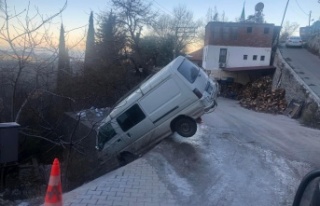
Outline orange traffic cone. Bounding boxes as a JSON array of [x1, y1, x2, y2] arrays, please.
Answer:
[[44, 158, 62, 206]]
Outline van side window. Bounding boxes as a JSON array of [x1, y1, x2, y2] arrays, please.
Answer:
[[98, 123, 117, 145], [117, 104, 146, 132], [178, 60, 199, 83]]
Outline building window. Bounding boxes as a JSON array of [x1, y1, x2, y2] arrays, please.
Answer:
[[219, 48, 227, 63], [247, 27, 253, 33], [253, 55, 257, 60], [264, 27, 270, 34], [243, 55, 248, 60], [260, 56, 265, 61]]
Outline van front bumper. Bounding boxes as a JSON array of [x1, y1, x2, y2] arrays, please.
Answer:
[[204, 100, 217, 114]]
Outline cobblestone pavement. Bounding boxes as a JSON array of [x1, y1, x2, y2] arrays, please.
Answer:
[[63, 158, 179, 206]]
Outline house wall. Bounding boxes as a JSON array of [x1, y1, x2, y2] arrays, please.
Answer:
[[202, 22, 279, 85], [203, 45, 271, 70]]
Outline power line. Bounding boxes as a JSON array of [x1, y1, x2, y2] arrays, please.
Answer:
[[151, 0, 175, 18], [294, 0, 309, 16]]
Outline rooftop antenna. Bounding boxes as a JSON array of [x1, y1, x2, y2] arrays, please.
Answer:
[[254, 2, 264, 23], [255, 2, 264, 13]]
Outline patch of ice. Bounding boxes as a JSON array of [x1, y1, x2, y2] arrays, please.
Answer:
[[155, 154, 194, 197]]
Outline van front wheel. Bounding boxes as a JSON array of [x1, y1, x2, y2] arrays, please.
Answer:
[[174, 117, 197, 137]]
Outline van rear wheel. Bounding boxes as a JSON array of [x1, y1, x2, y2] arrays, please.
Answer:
[[174, 117, 197, 137]]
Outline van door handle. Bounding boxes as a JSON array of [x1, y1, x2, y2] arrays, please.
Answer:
[[117, 139, 121, 142], [127, 133, 131, 137]]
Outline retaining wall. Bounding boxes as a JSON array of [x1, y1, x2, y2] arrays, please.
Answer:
[[272, 49, 320, 128]]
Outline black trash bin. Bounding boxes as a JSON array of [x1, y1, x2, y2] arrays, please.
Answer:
[[0, 122, 20, 163]]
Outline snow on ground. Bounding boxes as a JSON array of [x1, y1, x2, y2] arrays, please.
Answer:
[[144, 98, 319, 206]]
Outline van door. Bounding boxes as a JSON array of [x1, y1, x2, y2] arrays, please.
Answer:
[[116, 104, 154, 146], [96, 119, 129, 154], [139, 77, 190, 125]]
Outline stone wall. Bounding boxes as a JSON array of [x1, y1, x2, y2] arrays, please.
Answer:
[[272, 50, 320, 128], [307, 34, 320, 56]]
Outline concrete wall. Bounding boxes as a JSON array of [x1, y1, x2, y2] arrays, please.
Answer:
[[203, 45, 271, 70], [272, 49, 320, 128]]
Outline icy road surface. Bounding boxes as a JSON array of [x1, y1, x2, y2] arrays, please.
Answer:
[[144, 98, 320, 206]]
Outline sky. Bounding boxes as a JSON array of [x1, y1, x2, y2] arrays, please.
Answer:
[[1, 0, 320, 51]]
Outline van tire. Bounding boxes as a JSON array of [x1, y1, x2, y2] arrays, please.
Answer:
[[173, 117, 197, 137]]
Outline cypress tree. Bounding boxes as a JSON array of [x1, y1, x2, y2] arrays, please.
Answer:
[[57, 24, 70, 93], [96, 10, 125, 66], [84, 11, 95, 74]]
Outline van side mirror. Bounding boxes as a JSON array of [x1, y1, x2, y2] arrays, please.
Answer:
[[292, 170, 320, 206]]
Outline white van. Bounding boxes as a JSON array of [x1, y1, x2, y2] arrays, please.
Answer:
[[96, 56, 218, 159]]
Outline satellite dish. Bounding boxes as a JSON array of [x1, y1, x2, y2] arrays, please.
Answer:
[[255, 2, 264, 11]]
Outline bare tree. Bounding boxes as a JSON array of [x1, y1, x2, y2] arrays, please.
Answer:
[[206, 7, 227, 23], [280, 21, 299, 41], [153, 5, 202, 58], [212, 6, 219, 22], [111, 0, 157, 66], [0, 0, 67, 121], [0, 1, 118, 197]]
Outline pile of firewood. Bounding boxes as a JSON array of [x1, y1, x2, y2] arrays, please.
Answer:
[[238, 76, 287, 114]]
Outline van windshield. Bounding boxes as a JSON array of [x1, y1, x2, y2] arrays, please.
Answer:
[[177, 60, 200, 83], [97, 122, 117, 150]]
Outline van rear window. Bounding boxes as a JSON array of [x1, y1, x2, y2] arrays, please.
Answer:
[[117, 104, 146, 132], [177, 60, 199, 83]]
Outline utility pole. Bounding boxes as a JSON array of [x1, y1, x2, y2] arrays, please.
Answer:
[[280, 0, 290, 29], [309, 10, 312, 26], [274, 0, 290, 47]]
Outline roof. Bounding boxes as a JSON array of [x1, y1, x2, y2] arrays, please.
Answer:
[[206, 21, 276, 28], [222, 66, 276, 72], [204, 22, 280, 48], [187, 48, 203, 61]]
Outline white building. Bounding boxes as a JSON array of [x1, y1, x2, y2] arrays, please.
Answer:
[[202, 22, 280, 84]]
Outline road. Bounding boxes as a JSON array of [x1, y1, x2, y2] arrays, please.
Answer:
[[145, 98, 320, 206], [280, 47, 320, 98]]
